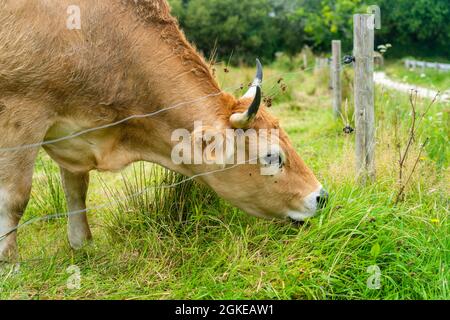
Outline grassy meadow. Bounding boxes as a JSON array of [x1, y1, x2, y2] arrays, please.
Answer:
[[0, 62, 448, 300]]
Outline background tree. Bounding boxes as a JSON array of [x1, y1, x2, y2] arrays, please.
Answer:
[[375, 0, 450, 59], [172, 0, 280, 63], [168, 0, 450, 63]]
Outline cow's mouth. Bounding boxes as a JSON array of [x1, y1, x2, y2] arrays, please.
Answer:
[[287, 210, 317, 222], [285, 186, 328, 222], [289, 218, 306, 226]]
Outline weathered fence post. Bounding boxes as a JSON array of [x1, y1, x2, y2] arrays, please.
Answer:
[[329, 58, 333, 90], [331, 40, 342, 118], [354, 14, 375, 183], [303, 53, 308, 70]]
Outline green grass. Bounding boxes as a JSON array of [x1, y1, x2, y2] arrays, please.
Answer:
[[384, 60, 450, 92], [0, 63, 448, 300]]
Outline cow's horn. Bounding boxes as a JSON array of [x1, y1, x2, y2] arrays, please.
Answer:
[[230, 59, 263, 129]]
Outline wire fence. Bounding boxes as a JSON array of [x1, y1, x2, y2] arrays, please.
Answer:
[[0, 59, 351, 244]]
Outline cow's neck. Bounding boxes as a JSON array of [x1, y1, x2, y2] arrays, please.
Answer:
[[130, 21, 231, 129], [125, 34, 234, 174], [145, 71, 225, 130]]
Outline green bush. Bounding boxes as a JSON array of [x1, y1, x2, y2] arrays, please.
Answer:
[[168, 0, 450, 63]]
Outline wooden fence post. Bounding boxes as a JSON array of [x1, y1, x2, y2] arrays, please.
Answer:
[[303, 53, 308, 70], [332, 40, 342, 118], [354, 14, 375, 183], [329, 58, 333, 90]]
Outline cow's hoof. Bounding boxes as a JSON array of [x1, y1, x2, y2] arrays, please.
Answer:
[[68, 231, 93, 250]]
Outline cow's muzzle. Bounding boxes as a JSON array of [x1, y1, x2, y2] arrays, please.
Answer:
[[287, 187, 328, 222]]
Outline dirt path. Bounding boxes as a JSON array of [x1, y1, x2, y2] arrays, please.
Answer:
[[374, 72, 449, 102]]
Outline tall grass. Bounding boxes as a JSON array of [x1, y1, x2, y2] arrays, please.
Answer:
[[29, 158, 66, 219], [99, 163, 222, 242]]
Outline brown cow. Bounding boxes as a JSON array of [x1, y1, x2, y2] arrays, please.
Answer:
[[0, 0, 327, 261]]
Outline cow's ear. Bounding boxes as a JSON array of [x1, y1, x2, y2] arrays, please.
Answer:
[[191, 126, 232, 167]]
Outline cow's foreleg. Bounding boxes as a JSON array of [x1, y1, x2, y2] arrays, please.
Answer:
[[60, 168, 92, 249], [0, 173, 33, 262], [0, 148, 40, 262], [0, 99, 49, 262]]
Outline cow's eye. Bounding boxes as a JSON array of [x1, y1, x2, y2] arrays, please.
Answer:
[[278, 154, 284, 168], [262, 152, 284, 168]]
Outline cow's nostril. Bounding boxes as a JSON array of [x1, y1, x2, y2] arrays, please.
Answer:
[[316, 189, 329, 209]]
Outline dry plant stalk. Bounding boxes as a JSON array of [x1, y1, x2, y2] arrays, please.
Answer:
[[340, 99, 355, 134], [394, 90, 437, 204]]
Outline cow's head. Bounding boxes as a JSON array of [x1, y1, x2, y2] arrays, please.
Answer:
[[177, 60, 328, 222]]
